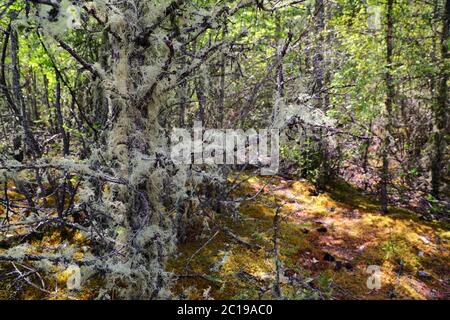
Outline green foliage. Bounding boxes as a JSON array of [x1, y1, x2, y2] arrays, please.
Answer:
[[281, 143, 322, 183]]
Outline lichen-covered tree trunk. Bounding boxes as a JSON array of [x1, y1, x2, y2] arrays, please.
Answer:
[[88, 1, 183, 299]]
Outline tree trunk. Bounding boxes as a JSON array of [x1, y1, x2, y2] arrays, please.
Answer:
[[54, 75, 70, 156], [218, 17, 227, 127], [86, 2, 186, 299], [431, 0, 449, 199], [381, 0, 395, 213], [10, 23, 41, 159]]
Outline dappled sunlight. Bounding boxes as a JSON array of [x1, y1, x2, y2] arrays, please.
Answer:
[[169, 172, 449, 300]]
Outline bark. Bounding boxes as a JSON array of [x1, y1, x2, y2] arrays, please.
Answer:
[[362, 122, 373, 191], [196, 77, 206, 124], [313, 0, 325, 109], [431, 0, 449, 199], [313, 0, 329, 191], [381, 0, 395, 213], [0, 26, 20, 117], [10, 24, 41, 158], [54, 76, 70, 156], [276, 13, 285, 100], [42, 75, 56, 134], [31, 71, 39, 121], [218, 17, 227, 128]]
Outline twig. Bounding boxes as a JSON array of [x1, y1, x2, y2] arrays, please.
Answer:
[[184, 230, 220, 271]]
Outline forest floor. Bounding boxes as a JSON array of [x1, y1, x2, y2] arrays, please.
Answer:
[[169, 173, 450, 300], [0, 173, 449, 300]]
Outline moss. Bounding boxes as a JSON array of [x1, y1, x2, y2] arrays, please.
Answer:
[[169, 172, 450, 300], [2, 171, 448, 300]]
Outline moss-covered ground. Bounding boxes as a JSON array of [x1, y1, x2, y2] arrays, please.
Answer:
[[168, 173, 449, 300], [1, 172, 448, 299]]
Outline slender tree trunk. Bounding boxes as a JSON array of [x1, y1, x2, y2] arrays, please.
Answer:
[[10, 24, 40, 158], [42, 75, 56, 134], [313, 0, 325, 109], [313, 0, 329, 191], [273, 12, 284, 124], [31, 71, 39, 121], [196, 78, 206, 124], [192, 41, 206, 124], [381, 0, 395, 213], [218, 17, 227, 127], [431, 0, 449, 199], [177, 57, 187, 127], [276, 13, 284, 101], [363, 122, 372, 191], [54, 75, 70, 156], [172, 14, 187, 127]]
